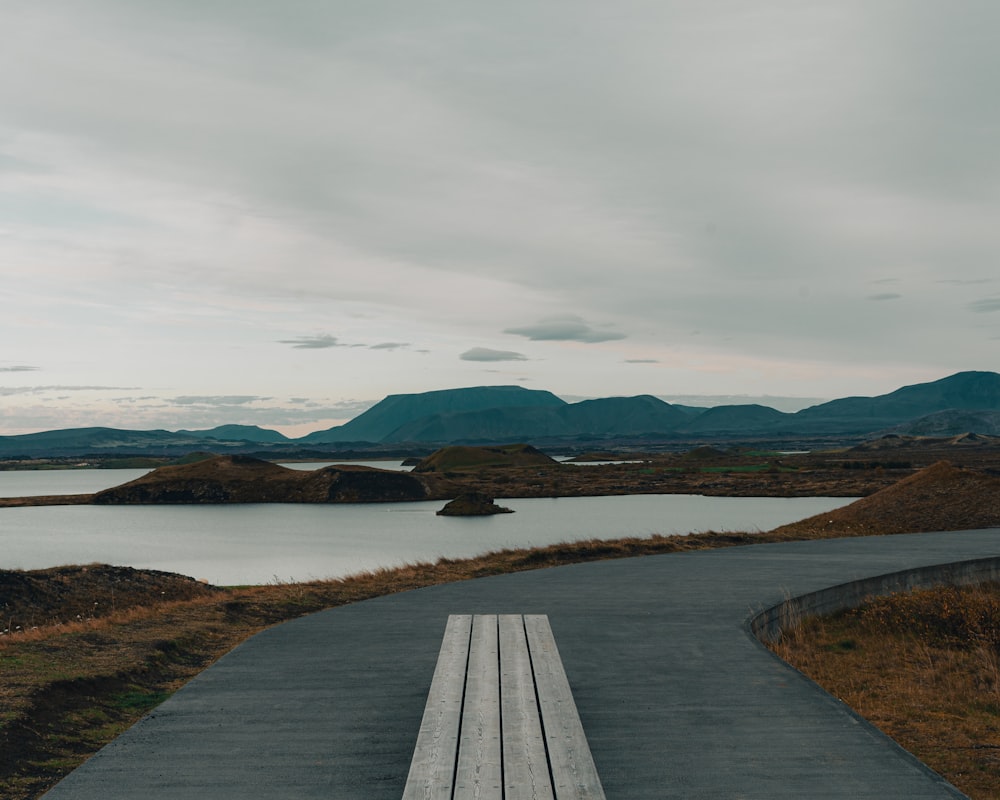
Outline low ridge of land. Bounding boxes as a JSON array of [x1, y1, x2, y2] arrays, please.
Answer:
[[411, 443, 557, 472], [9, 433, 1000, 510], [90, 454, 453, 504], [772, 460, 1000, 537]]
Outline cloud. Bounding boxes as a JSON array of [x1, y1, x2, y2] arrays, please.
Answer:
[[278, 334, 342, 349], [968, 297, 1000, 313], [0, 365, 39, 372], [504, 316, 626, 344], [171, 395, 267, 406], [625, 358, 659, 364], [0, 385, 138, 396], [460, 347, 528, 362], [370, 342, 409, 350], [868, 293, 902, 301]]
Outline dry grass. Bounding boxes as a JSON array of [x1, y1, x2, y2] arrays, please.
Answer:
[[772, 460, 1000, 537], [771, 583, 1000, 799]]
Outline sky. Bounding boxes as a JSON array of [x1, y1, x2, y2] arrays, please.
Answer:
[[2, 1, 999, 437]]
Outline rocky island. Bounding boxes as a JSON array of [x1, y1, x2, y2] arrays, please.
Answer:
[[91, 455, 452, 504], [437, 492, 514, 516]]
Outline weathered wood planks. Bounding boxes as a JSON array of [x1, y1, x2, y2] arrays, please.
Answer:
[[402, 614, 605, 800]]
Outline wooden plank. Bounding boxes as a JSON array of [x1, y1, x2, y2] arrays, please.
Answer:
[[499, 615, 556, 800], [454, 615, 503, 799], [402, 615, 472, 800], [524, 615, 606, 800]]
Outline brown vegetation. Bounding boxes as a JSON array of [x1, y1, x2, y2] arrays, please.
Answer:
[[90, 455, 449, 504], [412, 443, 557, 472], [772, 461, 1000, 537], [772, 583, 1000, 799]]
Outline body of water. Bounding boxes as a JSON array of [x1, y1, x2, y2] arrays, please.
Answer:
[[0, 461, 412, 498], [0, 468, 854, 585]]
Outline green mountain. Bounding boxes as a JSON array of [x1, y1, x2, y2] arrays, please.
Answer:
[[300, 385, 566, 444], [4, 371, 1000, 456], [176, 425, 290, 444], [373, 395, 690, 443], [786, 371, 1000, 434], [678, 404, 790, 435], [0, 427, 208, 457], [886, 409, 1000, 437]]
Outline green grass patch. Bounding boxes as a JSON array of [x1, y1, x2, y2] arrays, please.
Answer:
[[110, 688, 171, 713]]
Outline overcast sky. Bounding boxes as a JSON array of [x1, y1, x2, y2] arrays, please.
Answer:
[[3, 1, 999, 436]]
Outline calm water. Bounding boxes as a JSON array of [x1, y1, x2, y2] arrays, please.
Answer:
[[0, 468, 854, 585], [0, 461, 410, 498]]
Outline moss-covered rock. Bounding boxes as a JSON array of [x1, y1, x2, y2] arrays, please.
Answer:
[[436, 492, 514, 516]]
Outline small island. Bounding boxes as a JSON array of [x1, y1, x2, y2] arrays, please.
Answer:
[[437, 492, 514, 516]]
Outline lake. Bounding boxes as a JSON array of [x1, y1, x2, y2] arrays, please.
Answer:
[[0, 461, 412, 498], [0, 467, 855, 586]]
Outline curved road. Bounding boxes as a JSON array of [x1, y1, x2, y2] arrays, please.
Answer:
[[43, 530, 1000, 799]]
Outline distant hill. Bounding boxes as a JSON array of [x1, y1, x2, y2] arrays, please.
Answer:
[[678, 404, 789, 435], [883, 409, 1000, 437], [0, 427, 209, 458], [175, 425, 290, 444], [300, 386, 566, 444], [412, 444, 557, 472], [788, 371, 1000, 434], [558, 396, 689, 436], [847, 432, 1000, 452], [5, 371, 1000, 457], [389, 395, 690, 443]]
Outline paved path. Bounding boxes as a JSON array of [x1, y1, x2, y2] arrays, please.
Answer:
[[43, 529, 1000, 799]]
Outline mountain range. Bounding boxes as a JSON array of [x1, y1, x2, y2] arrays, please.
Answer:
[[3, 371, 1000, 458]]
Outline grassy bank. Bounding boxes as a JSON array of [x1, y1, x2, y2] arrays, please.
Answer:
[[772, 583, 1000, 799]]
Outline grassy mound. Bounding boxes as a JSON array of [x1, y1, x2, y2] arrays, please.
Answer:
[[412, 443, 557, 472], [771, 460, 1000, 537], [92, 455, 439, 504]]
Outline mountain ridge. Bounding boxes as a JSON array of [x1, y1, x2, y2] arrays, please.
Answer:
[[4, 371, 1000, 457]]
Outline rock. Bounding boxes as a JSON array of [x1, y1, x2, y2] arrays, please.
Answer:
[[437, 492, 514, 516]]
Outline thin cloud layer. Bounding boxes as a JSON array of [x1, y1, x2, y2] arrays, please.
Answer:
[[505, 316, 626, 344], [460, 347, 528, 362], [2, 1, 1000, 432], [278, 335, 342, 349], [868, 293, 902, 302], [171, 396, 269, 407], [968, 298, 1000, 314]]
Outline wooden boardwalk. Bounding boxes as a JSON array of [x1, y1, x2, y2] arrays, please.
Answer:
[[403, 614, 605, 799]]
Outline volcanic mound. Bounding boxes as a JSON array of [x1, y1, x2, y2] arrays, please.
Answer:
[[92, 454, 443, 504], [771, 460, 1000, 537]]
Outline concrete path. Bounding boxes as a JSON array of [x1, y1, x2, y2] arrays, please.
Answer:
[[42, 529, 1000, 799]]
